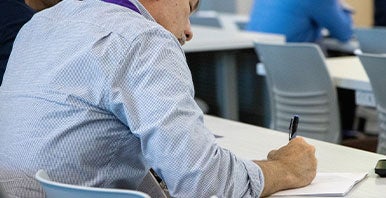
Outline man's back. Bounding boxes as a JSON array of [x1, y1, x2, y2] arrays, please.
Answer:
[[0, 0, 172, 196]]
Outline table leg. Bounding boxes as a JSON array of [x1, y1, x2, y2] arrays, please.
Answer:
[[215, 52, 239, 120]]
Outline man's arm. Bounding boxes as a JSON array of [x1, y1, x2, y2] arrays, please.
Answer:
[[255, 137, 317, 197]]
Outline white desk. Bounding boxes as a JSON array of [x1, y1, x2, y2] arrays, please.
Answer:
[[322, 38, 359, 54], [325, 56, 370, 91], [326, 56, 376, 107], [183, 26, 284, 120], [204, 115, 386, 197]]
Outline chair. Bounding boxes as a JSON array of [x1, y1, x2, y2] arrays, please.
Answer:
[[357, 53, 386, 154], [352, 27, 386, 141], [354, 27, 386, 53], [189, 11, 222, 28], [35, 170, 151, 198], [235, 21, 247, 30], [254, 42, 341, 143]]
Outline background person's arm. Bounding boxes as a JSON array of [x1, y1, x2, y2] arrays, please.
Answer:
[[311, 0, 354, 42]]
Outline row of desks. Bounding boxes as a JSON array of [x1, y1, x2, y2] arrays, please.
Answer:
[[183, 25, 284, 120], [183, 24, 372, 121]]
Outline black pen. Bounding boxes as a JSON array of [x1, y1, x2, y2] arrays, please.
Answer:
[[289, 115, 299, 141]]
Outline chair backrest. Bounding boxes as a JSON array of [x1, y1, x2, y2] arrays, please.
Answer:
[[189, 11, 222, 28], [35, 170, 151, 198], [354, 27, 386, 54], [0, 186, 4, 198], [357, 53, 386, 154], [198, 0, 236, 13], [254, 42, 341, 143]]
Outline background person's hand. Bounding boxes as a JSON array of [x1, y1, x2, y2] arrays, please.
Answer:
[[254, 137, 317, 197], [339, 0, 355, 13]]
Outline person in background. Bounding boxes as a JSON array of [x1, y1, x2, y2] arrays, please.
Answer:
[[0, 0, 61, 86], [246, 0, 354, 43], [0, 0, 33, 85], [0, 0, 317, 197]]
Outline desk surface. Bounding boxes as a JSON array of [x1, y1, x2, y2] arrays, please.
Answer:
[[182, 25, 284, 53], [205, 115, 386, 197], [325, 56, 371, 91]]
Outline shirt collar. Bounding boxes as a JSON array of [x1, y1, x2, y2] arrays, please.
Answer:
[[102, 0, 141, 14]]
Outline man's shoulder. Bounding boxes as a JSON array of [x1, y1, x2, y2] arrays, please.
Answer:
[[37, 0, 172, 43]]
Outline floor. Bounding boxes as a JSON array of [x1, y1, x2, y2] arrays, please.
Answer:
[[342, 134, 378, 153]]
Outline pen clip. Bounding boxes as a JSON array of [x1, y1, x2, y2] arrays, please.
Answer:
[[289, 115, 299, 140], [289, 118, 294, 140]]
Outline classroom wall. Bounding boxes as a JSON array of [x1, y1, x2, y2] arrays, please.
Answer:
[[236, 0, 253, 15], [346, 0, 374, 27]]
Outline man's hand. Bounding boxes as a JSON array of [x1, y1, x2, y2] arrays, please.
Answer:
[[254, 137, 317, 197]]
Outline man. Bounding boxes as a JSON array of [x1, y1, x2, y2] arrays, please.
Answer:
[[0, 0, 61, 85], [0, 0, 317, 197]]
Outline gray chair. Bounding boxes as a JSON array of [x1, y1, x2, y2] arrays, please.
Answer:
[[35, 170, 150, 198], [254, 42, 341, 143], [198, 0, 236, 13], [354, 27, 386, 53], [189, 11, 222, 28], [352, 27, 386, 138], [357, 53, 386, 154]]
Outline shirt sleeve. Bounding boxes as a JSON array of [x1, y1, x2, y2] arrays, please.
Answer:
[[309, 0, 353, 42], [108, 27, 265, 197]]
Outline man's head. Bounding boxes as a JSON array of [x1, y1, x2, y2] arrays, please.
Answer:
[[25, 0, 61, 11], [139, 0, 200, 45]]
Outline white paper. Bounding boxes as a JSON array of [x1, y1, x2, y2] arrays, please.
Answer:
[[271, 172, 368, 197]]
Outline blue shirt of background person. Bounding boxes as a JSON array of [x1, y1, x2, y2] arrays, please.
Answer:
[[0, 0, 34, 85], [246, 0, 353, 43]]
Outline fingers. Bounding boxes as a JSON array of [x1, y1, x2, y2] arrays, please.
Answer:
[[267, 137, 316, 162], [290, 137, 316, 153]]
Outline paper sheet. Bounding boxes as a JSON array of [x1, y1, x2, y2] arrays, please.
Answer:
[[271, 172, 368, 197]]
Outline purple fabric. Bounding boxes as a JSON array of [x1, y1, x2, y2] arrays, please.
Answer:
[[103, 0, 141, 14]]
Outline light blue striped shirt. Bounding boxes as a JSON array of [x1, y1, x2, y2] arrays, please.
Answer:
[[0, 0, 264, 197]]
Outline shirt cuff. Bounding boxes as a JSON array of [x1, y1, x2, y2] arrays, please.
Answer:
[[243, 159, 265, 197]]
